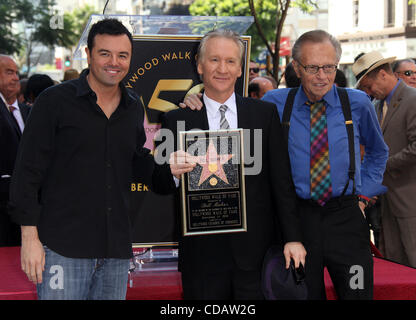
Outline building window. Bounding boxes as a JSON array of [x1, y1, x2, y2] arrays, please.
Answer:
[[386, 0, 395, 27], [408, 2, 416, 26], [353, 0, 359, 27]]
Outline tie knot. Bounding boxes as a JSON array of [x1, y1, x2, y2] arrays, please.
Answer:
[[8, 105, 16, 112], [307, 100, 324, 107], [219, 104, 228, 115]]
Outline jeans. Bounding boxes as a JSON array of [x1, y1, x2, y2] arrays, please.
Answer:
[[37, 246, 130, 300]]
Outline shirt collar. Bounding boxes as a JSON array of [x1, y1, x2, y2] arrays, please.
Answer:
[[294, 84, 338, 108], [10, 99, 19, 109], [203, 92, 237, 118], [386, 79, 401, 105], [0, 92, 18, 109], [75, 69, 135, 109]]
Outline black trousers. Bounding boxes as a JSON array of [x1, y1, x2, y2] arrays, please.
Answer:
[[298, 196, 373, 300], [181, 264, 264, 300]]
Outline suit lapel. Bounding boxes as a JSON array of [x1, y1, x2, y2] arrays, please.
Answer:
[[0, 99, 21, 138], [382, 81, 405, 132], [235, 94, 251, 129], [196, 104, 209, 130]]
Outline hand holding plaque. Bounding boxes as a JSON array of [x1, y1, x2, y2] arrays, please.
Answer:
[[179, 129, 247, 236]]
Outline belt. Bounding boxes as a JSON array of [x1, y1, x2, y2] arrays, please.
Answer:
[[297, 195, 358, 209]]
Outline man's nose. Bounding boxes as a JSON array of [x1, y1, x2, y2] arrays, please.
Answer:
[[218, 61, 227, 72], [316, 67, 327, 78], [109, 54, 120, 66]]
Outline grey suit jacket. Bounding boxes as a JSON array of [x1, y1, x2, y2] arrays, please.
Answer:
[[375, 80, 416, 218]]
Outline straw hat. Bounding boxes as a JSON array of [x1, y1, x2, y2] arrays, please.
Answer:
[[352, 51, 396, 88]]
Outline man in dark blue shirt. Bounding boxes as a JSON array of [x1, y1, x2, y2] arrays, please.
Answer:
[[263, 30, 388, 299]]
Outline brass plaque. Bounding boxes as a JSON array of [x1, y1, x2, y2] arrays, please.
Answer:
[[180, 129, 246, 236]]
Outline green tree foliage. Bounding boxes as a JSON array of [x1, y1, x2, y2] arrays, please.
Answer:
[[65, 4, 97, 43], [189, 0, 318, 83], [0, 0, 33, 54], [1, 0, 96, 73]]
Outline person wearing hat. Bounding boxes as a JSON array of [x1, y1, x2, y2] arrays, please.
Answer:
[[353, 51, 416, 268]]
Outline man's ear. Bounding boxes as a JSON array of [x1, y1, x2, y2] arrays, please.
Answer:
[[378, 69, 388, 80]]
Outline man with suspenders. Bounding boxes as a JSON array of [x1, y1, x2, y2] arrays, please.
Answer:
[[263, 30, 388, 299]]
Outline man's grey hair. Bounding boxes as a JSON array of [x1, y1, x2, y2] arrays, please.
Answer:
[[0, 54, 15, 66], [292, 29, 342, 63], [196, 29, 245, 65], [392, 58, 416, 72]]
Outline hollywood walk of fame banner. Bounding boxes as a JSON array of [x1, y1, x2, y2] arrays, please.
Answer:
[[127, 35, 251, 246], [179, 129, 247, 236]]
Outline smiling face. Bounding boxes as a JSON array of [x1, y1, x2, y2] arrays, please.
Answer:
[[85, 33, 131, 89], [197, 36, 242, 103], [292, 40, 338, 102]]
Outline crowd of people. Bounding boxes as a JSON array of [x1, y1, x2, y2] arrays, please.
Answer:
[[0, 18, 415, 301]]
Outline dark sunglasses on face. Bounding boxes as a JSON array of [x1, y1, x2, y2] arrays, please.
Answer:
[[398, 70, 416, 77], [250, 68, 259, 73]]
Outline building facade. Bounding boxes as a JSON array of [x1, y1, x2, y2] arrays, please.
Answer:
[[328, 0, 416, 85]]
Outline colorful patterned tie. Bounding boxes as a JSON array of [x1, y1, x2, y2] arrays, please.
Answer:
[[309, 100, 332, 206], [219, 105, 230, 129]]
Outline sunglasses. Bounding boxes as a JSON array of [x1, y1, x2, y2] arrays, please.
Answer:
[[398, 70, 416, 77], [249, 68, 259, 73]]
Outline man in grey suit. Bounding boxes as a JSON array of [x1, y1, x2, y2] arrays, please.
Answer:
[[353, 51, 416, 267]]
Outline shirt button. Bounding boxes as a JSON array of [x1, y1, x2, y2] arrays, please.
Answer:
[[107, 207, 112, 212], [107, 185, 112, 189], [107, 162, 111, 168]]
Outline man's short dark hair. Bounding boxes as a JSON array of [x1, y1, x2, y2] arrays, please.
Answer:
[[335, 69, 347, 87], [248, 81, 260, 97], [25, 74, 54, 102], [87, 19, 133, 51], [284, 62, 301, 88]]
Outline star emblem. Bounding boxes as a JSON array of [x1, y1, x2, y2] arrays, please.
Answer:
[[187, 140, 233, 186]]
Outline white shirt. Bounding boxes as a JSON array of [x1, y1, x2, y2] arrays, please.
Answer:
[[203, 92, 238, 130], [0, 92, 24, 133]]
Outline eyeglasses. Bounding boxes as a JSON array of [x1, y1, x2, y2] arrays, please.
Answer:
[[296, 61, 337, 74], [249, 68, 259, 73], [397, 70, 416, 77]]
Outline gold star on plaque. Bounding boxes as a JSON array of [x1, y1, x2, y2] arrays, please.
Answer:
[[188, 140, 233, 186]]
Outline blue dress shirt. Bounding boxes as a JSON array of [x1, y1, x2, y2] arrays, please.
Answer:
[[263, 85, 388, 200]]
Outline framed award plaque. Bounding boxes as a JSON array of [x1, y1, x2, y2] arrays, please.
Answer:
[[179, 129, 247, 236]]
